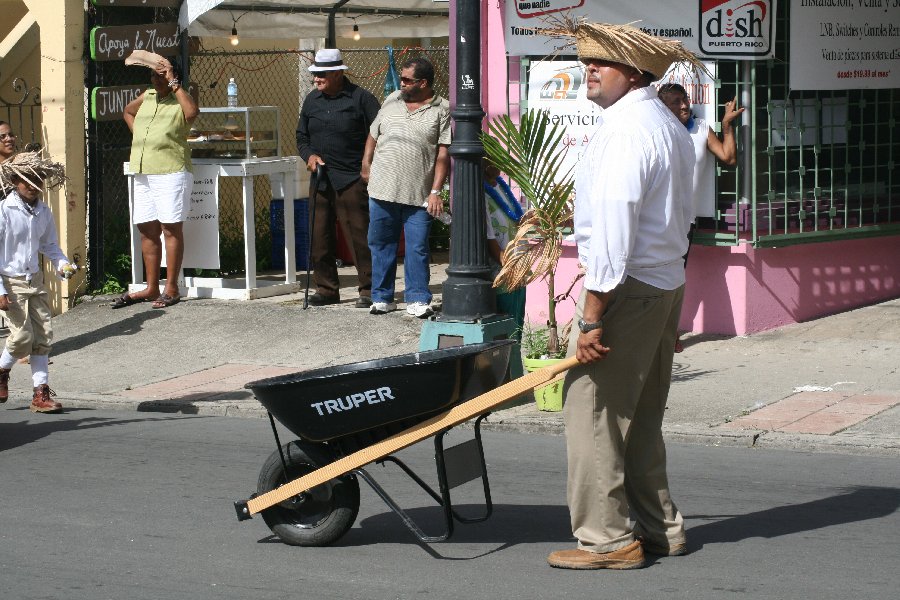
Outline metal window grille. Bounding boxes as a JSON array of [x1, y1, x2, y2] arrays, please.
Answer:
[[701, 1, 899, 248]]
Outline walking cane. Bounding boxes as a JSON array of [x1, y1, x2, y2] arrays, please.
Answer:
[[303, 164, 324, 309]]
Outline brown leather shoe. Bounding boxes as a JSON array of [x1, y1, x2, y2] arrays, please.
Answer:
[[30, 384, 62, 413], [547, 540, 646, 570], [640, 537, 688, 556], [0, 367, 9, 403]]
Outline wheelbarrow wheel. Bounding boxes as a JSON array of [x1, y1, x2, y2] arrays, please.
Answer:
[[257, 440, 360, 546]]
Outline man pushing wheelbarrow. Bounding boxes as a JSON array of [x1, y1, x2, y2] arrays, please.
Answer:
[[235, 19, 701, 570]]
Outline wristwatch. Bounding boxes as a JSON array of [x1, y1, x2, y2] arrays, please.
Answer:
[[577, 318, 603, 334]]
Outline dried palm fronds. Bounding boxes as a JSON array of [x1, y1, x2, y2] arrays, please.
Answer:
[[0, 151, 66, 192], [482, 109, 575, 357], [493, 206, 573, 292]]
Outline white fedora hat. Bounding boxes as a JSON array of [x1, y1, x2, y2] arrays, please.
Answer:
[[309, 48, 349, 72]]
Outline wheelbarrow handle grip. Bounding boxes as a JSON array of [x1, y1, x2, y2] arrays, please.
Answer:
[[240, 354, 582, 519], [547, 356, 580, 375]]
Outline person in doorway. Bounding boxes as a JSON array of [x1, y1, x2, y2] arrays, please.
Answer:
[[546, 20, 702, 570], [0, 152, 75, 413], [116, 56, 198, 310], [362, 57, 450, 318], [0, 121, 17, 197], [484, 163, 525, 335], [297, 49, 380, 308], [657, 82, 744, 352]]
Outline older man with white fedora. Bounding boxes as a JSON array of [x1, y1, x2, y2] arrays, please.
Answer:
[[296, 49, 380, 308]]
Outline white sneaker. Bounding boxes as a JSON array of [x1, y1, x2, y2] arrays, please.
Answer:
[[369, 302, 397, 315], [406, 302, 434, 318]]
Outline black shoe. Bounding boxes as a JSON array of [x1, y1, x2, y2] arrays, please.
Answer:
[[307, 293, 339, 306], [355, 296, 373, 309]]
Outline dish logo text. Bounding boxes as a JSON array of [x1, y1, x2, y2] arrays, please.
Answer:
[[699, 0, 773, 56]]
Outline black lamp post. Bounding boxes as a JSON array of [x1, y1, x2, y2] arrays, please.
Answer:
[[441, 0, 496, 322]]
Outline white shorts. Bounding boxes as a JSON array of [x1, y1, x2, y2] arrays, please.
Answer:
[[132, 171, 193, 224]]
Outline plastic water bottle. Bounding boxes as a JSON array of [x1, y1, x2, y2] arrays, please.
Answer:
[[423, 200, 451, 224], [226, 77, 238, 108]]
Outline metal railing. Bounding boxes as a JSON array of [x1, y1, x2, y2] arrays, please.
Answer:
[[0, 73, 42, 147]]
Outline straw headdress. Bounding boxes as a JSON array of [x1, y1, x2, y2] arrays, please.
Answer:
[[0, 151, 66, 192], [544, 17, 707, 80]]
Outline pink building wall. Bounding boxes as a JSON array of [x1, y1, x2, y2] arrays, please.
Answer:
[[525, 237, 900, 336]]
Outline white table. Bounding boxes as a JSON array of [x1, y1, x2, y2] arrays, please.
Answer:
[[125, 156, 302, 300]]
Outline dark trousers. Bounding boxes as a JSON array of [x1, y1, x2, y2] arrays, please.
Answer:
[[309, 178, 372, 299]]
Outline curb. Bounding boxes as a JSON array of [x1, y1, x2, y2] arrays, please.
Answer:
[[19, 391, 900, 458]]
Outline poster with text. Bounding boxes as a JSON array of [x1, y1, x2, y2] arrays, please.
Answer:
[[526, 61, 603, 187], [527, 60, 718, 191], [162, 164, 220, 270], [505, 0, 775, 60], [789, 0, 900, 90]]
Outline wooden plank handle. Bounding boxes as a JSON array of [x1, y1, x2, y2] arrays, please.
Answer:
[[243, 355, 581, 517]]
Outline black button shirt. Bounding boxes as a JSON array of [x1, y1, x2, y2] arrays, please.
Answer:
[[296, 79, 381, 192]]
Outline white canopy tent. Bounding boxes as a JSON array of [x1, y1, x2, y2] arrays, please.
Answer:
[[179, 0, 450, 41]]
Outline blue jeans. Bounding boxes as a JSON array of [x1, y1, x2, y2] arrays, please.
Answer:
[[367, 198, 433, 304]]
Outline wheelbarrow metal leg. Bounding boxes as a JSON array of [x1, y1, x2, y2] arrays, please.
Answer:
[[354, 468, 452, 543]]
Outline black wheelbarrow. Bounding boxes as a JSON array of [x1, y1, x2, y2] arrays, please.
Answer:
[[235, 340, 578, 546]]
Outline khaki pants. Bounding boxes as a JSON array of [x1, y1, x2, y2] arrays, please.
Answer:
[[562, 277, 685, 553], [1, 272, 53, 357]]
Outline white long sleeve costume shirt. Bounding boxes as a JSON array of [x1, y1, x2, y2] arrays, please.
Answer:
[[574, 87, 695, 293], [0, 191, 70, 295]]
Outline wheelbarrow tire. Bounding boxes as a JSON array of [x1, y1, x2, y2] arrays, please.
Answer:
[[257, 440, 360, 546]]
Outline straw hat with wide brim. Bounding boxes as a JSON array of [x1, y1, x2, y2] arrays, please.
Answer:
[[546, 19, 707, 80], [0, 151, 66, 192]]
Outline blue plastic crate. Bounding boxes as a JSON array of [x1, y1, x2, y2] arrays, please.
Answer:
[[270, 198, 310, 271]]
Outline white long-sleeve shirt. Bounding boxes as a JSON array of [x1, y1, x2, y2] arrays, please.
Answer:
[[574, 86, 695, 293], [0, 190, 70, 295]]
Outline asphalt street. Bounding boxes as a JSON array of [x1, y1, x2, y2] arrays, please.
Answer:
[[1, 408, 897, 600]]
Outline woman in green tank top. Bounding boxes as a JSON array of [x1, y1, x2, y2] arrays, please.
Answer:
[[115, 58, 198, 311]]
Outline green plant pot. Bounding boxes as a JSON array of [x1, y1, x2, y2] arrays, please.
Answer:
[[522, 357, 565, 412]]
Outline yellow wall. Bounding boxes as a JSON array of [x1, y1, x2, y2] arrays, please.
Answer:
[[20, 0, 86, 313]]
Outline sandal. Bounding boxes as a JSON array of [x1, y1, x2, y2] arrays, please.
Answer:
[[111, 293, 146, 310], [151, 294, 181, 309]]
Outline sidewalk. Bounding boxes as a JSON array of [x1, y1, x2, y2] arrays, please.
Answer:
[[4, 262, 898, 456]]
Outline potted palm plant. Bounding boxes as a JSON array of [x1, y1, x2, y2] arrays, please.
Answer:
[[482, 109, 579, 411]]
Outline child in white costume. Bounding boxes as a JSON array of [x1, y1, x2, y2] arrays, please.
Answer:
[[0, 151, 75, 413]]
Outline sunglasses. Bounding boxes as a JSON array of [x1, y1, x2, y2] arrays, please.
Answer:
[[310, 71, 334, 78], [0, 133, 16, 140], [400, 77, 422, 85]]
